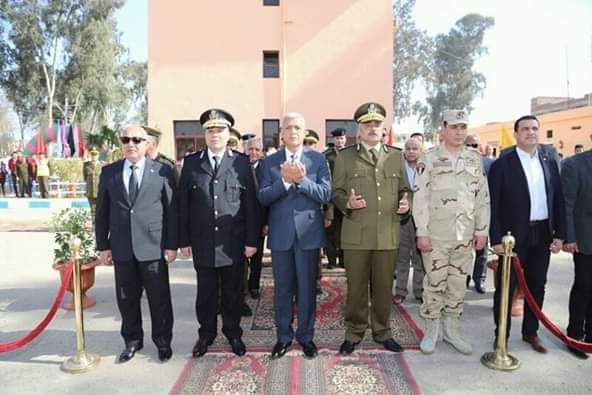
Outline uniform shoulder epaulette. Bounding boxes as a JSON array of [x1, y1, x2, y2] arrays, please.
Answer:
[[339, 144, 357, 152], [384, 144, 401, 151]]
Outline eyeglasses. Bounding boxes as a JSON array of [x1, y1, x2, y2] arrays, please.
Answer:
[[465, 143, 479, 148], [120, 136, 147, 145]]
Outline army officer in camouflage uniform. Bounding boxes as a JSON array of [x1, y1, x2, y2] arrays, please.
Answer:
[[332, 102, 410, 355], [413, 109, 490, 355]]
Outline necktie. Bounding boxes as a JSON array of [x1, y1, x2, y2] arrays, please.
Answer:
[[290, 154, 296, 164], [128, 165, 138, 203], [370, 148, 378, 165], [213, 156, 220, 173]]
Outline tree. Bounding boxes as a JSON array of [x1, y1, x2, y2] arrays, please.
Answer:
[[393, 0, 432, 121], [0, 92, 17, 155], [417, 14, 495, 135]]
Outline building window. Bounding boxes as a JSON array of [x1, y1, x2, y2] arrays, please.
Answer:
[[263, 0, 279, 5], [325, 119, 358, 146], [263, 51, 279, 78], [262, 119, 280, 149], [546, 129, 553, 139], [174, 120, 204, 159]]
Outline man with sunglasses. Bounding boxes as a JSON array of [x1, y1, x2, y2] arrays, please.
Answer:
[[95, 125, 178, 364], [178, 109, 259, 358]]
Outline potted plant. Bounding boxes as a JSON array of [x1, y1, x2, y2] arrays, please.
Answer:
[[49, 208, 100, 310]]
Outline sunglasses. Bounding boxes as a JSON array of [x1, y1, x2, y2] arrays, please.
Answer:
[[465, 143, 479, 148], [120, 136, 147, 145]]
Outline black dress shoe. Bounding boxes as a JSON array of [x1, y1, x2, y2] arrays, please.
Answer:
[[381, 338, 403, 353], [192, 338, 213, 358], [415, 296, 423, 304], [271, 341, 292, 359], [158, 346, 172, 362], [118, 343, 143, 363], [300, 341, 318, 359], [475, 279, 486, 294], [241, 303, 253, 317], [339, 340, 359, 355], [567, 345, 589, 360], [249, 289, 260, 299], [229, 338, 246, 356]]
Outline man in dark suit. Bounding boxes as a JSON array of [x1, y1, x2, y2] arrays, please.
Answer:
[[178, 109, 259, 358], [489, 115, 565, 353], [95, 125, 178, 363], [562, 148, 592, 359], [258, 112, 331, 359], [244, 136, 267, 299]]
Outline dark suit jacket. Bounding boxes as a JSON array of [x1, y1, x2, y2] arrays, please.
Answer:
[[488, 145, 565, 250], [252, 159, 268, 231], [561, 150, 592, 255], [178, 149, 258, 268], [95, 158, 178, 262], [257, 147, 331, 251]]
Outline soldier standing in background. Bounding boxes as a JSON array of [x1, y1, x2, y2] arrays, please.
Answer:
[[144, 126, 180, 183], [332, 102, 410, 355], [83, 148, 103, 222], [324, 128, 347, 269], [413, 110, 490, 355]]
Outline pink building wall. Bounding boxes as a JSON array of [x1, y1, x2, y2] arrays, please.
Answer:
[[148, 0, 393, 157]]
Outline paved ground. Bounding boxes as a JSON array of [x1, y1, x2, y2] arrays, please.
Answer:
[[1, 206, 591, 394]]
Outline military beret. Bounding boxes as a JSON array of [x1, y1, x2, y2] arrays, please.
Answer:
[[330, 128, 347, 137], [142, 126, 162, 137], [304, 129, 319, 144], [200, 108, 235, 129], [442, 109, 469, 126], [353, 102, 386, 123]]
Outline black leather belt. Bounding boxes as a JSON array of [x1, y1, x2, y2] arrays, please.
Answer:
[[529, 219, 548, 226]]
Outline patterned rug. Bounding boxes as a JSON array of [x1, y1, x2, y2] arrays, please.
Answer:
[[171, 351, 421, 395]]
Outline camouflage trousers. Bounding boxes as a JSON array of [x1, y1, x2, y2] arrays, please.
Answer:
[[420, 239, 474, 319]]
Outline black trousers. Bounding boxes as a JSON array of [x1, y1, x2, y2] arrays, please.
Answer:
[[494, 221, 551, 338], [247, 235, 265, 291], [567, 252, 592, 340], [472, 247, 487, 282], [10, 174, 18, 196], [324, 210, 343, 266], [196, 263, 243, 342], [113, 258, 173, 348]]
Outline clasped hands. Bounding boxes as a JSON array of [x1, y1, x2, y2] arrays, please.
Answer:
[[280, 161, 306, 184]]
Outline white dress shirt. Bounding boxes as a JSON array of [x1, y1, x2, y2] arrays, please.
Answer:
[[516, 147, 549, 221], [207, 149, 224, 171], [405, 160, 416, 191], [122, 157, 146, 193], [283, 146, 304, 190]]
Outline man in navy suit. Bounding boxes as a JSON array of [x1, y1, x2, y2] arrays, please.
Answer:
[[96, 125, 178, 363], [258, 112, 331, 359], [489, 115, 565, 353]]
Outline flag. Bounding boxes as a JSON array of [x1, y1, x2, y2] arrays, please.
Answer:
[[77, 127, 85, 158], [55, 122, 62, 157], [500, 126, 514, 149], [67, 124, 76, 157], [385, 125, 396, 146], [36, 130, 46, 155]]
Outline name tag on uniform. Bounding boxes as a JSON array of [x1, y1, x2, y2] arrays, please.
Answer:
[[434, 159, 452, 168]]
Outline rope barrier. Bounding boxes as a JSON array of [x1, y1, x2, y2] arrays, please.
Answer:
[[512, 256, 592, 353], [0, 263, 74, 353]]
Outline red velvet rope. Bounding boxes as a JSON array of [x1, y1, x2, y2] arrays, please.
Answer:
[[512, 256, 592, 353], [0, 263, 74, 353]]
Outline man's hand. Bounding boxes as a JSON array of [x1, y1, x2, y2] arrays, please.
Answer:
[[549, 238, 563, 254], [473, 235, 487, 251], [346, 189, 367, 209], [563, 242, 579, 254], [99, 250, 112, 266], [244, 246, 257, 258], [324, 218, 332, 228], [492, 244, 504, 254], [280, 162, 295, 184], [164, 249, 177, 263], [180, 247, 192, 257], [396, 192, 409, 214], [417, 236, 432, 253], [293, 162, 306, 183], [262, 225, 269, 236]]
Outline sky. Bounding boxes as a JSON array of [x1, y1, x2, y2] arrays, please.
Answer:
[[116, 0, 592, 130]]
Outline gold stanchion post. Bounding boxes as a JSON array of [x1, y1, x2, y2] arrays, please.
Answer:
[[481, 232, 520, 371], [61, 238, 100, 373]]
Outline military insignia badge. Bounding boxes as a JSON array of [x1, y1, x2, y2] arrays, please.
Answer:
[[209, 110, 218, 120], [456, 111, 465, 120], [368, 103, 377, 114], [416, 163, 425, 175]]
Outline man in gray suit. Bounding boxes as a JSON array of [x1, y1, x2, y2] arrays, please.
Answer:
[[258, 112, 331, 359], [96, 125, 178, 364], [562, 147, 592, 359]]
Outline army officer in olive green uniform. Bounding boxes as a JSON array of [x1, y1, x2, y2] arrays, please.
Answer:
[[83, 147, 103, 223], [332, 102, 410, 355], [144, 126, 180, 183]]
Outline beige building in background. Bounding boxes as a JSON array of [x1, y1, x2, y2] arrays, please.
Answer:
[[148, 0, 394, 159], [472, 105, 592, 158]]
